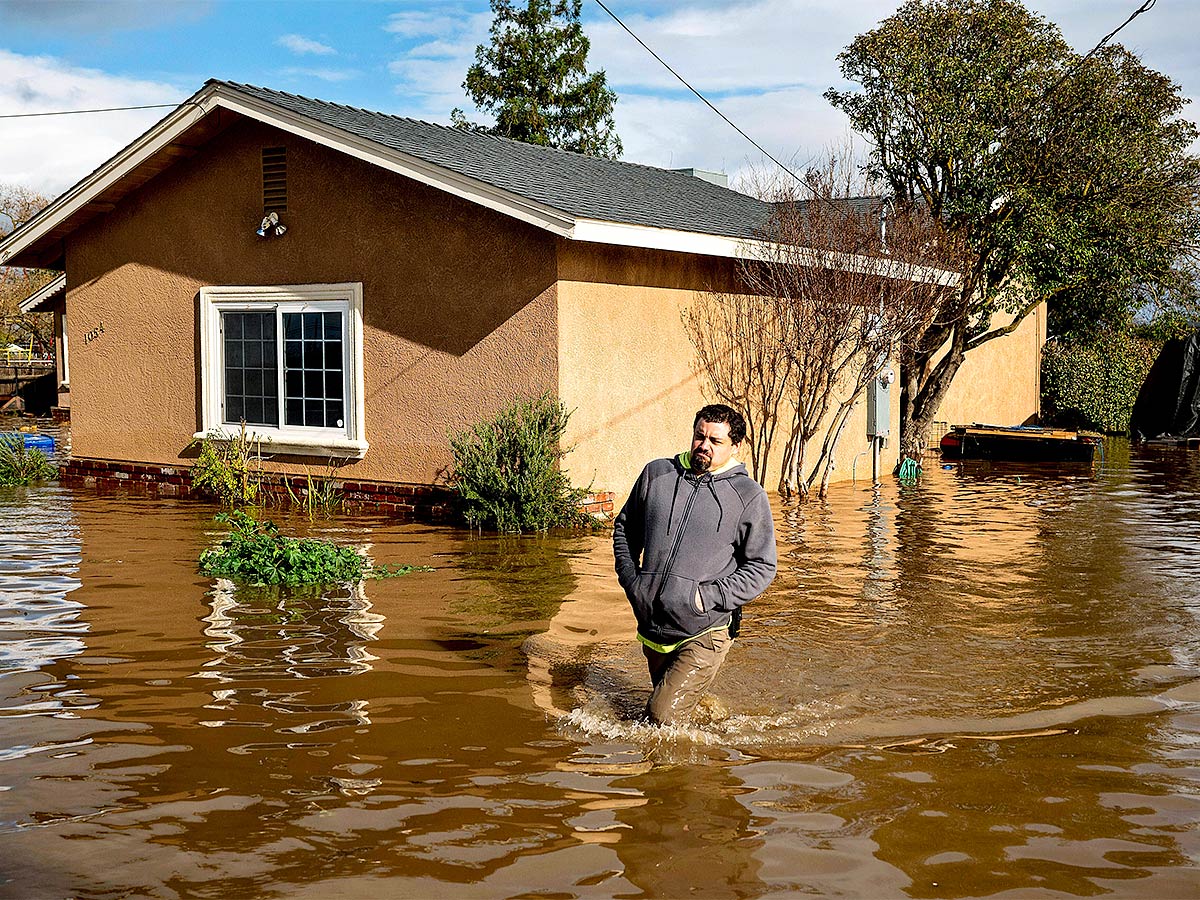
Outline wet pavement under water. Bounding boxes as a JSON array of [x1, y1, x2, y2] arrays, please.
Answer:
[[2, 436, 1200, 898]]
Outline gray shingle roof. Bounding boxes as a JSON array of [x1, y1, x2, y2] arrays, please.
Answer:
[[216, 80, 776, 240]]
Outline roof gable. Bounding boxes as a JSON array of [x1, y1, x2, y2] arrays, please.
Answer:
[[0, 80, 956, 286], [0, 79, 774, 270]]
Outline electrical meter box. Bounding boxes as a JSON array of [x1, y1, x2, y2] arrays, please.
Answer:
[[867, 369, 893, 438]]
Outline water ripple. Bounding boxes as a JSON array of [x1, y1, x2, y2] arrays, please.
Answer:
[[0, 486, 86, 706]]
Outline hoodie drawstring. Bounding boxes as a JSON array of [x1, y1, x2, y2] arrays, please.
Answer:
[[666, 471, 683, 536], [669, 455, 727, 534], [705, 473, 723, 531]]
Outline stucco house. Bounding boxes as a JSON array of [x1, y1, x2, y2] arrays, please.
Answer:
[[0, 80, 1045, 512]]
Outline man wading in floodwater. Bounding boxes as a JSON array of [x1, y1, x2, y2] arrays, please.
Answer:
[[613, 404, 777, 726]]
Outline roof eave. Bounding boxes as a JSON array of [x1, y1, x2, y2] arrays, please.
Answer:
[[570, 219, 960, 285], [0, 80, 959, 285], [18, 273, 67, 313]]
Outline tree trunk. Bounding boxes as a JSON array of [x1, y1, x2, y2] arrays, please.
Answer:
[[816, 400, 856, 499], [899, 335, 968, 462]]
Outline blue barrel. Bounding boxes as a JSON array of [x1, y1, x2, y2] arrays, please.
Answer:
[[1, 432, 55, 453], [24, 433, 54, 453]]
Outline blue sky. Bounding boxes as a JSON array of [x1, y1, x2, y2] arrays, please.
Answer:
[[1, 0, 1197, 198]]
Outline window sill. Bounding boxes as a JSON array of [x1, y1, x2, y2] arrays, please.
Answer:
[[192, 430, 368, 459]]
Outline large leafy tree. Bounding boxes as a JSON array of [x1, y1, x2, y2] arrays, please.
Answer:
[[826, 0, 1200, 456], [452, 0, 622, 159], [0, 183, 55, 355]]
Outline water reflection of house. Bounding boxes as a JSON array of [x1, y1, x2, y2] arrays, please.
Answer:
[[0, 488, 88, 714], [198, 579, 382, 735], [0, 80, 1043, 507]]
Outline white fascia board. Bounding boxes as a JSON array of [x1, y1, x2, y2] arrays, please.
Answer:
[[762, 245, 962, 287], [18, 273, 67, 313], [570, 219, 754, 259], [0, 95, 214, 266], [570, 219, 961, 287], [212, 88, 576, 237]]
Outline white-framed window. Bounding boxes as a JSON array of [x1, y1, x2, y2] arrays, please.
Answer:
[[197, 283, 367, 457]]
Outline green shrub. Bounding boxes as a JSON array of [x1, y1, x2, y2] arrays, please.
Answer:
[[0, 436, 57, 486], [189, 425, 265, 507], [284, 464, 344, 520], [447, 393, 595, 533], [1041, 330, 1160, 434], [199, 511, 430, 586]]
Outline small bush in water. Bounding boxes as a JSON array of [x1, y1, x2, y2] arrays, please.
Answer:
[[189, 425, 265, 507], [447, 393, 595, 533], [0, 436, 57, 486], [199, 511, 430, 586]]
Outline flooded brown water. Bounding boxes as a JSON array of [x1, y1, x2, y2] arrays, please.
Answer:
[[2, 435, 1200, 898]]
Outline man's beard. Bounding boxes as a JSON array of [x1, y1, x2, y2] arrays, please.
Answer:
[[691, 451, 712, 473]]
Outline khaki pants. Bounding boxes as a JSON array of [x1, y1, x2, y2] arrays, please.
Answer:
[[643, 628, 732, 726]]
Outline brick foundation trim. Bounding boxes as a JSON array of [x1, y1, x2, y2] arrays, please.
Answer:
[[58, 457, 456, 521], [58, 457, 615, 524], [579, 491, 615, 519]]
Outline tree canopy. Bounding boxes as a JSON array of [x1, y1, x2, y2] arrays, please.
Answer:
[[0, 183, 55, 354], [825, 0, 1200, 454], [452, 0, 622, 159]]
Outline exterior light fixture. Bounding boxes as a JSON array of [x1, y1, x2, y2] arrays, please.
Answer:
[[257, 211, 285, 238]]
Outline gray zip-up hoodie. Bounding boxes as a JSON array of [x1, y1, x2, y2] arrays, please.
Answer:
[[613, 454, 777, 647]]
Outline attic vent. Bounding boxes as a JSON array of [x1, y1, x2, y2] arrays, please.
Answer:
[[262, 146, 287, 214]]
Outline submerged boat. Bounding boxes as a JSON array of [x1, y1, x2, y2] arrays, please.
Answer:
[[940, 424, 1101, 462]]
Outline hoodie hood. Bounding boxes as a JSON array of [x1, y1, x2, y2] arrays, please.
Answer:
[[677, 451, 746, 478]]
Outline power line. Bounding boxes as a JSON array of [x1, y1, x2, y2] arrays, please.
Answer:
[[0, 102, 184, 119], [591, 0, 805, 187], [1042, 0, 1156, 101], [3, 1, 1154, 171]]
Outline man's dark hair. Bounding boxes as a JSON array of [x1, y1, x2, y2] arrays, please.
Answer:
[[694, 404, 746, 444]]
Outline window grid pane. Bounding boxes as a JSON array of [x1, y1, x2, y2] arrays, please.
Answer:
[[223, 312, 277, 426], [283, 311, 345, 428]]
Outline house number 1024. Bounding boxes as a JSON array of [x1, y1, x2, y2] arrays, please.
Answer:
[[84, 321, 105, 344]]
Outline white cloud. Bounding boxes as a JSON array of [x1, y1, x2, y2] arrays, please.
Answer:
[[277, 34, 336, 56], [0, 50, 182, 197], [281, 67, 359, 83], [587, 0, 898, 94], [383, 10, 466, 38], [611, 87, 858, 183], [385, 10, 493, 119], [408, 38, 472, 60]]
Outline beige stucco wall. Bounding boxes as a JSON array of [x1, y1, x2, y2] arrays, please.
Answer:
[[555, 243, 715, 498], [65, 117, 558, 483], [555, 242, 903, 502], [934, 302, 1046, 437]]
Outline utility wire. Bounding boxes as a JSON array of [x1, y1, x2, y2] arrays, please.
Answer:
[[2, 2, 1154, 171], [0, 102, 183, 119], [1042, 0, 1156, 101], [591, 0, 805, 187]]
